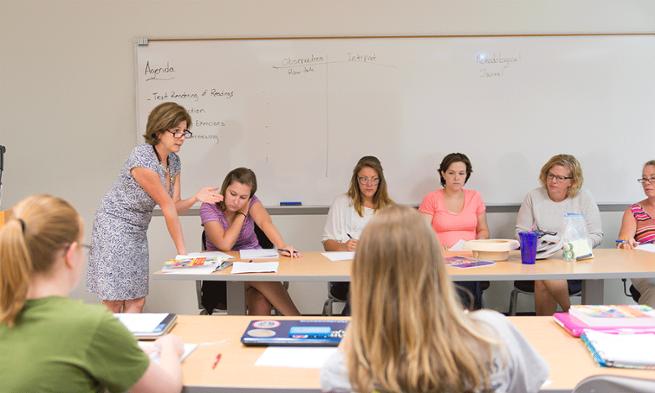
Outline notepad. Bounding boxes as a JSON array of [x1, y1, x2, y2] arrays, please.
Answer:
[[115, 313, 177, 339], [231, 262, 279, 274], [321, 251, 355, 261], [255, 347, 337, 368], [240, 248, 279, 259], [581, 329, 655, 369], [138, 342, 198, 362]]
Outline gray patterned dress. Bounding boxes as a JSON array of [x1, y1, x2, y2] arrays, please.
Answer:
[[87, 144, 180, 300]]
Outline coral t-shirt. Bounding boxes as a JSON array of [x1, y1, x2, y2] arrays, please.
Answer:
[[418, 189, 485, 248]]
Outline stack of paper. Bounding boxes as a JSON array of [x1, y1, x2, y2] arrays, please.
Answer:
[[240, 248, 279, 259], [231, 262, 279, 274]]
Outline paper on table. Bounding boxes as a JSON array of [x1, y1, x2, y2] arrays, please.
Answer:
[[231, 262, 279, 274], [138, 342, 198, 362], [255, 347, 337, 368], [115, 313, 169, 333], [321, 251, 355, 261], [240, 248, 279, 259], [636, 243, 655, 253], [187, 251, 233, 260], [448, 239, 467, 251]]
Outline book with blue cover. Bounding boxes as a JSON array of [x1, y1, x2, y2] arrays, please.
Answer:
[[241, 319, 348, 346]]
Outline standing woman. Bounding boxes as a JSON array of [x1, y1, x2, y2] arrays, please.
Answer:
[[322, 156, 394, 312], [87, 102, 222, 313], [516, 154, 603, 315], [617, 160, 655, 306], [419, 152, 489, 308], [321, 205, 548, 393], [0, 195, 183, 393], [201, 167, 300, 316]]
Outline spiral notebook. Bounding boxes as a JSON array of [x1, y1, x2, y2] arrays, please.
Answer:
[[581, 329, 655, 369]]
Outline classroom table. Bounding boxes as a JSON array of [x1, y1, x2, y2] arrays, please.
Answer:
[[153, 249, 655, 314], [172, 314, 655, 393]]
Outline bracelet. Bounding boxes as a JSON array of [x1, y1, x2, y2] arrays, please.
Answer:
[[236, 211, 247, 218]]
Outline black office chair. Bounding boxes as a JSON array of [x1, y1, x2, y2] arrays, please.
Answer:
[[454, 281, 490, 310], [621, 278, 642, 302], [198, 224, 276, 315], [508, 280, 582, 316], [323, 282, 349, 316]]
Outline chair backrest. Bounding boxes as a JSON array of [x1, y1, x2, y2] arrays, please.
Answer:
[[573, 374, 655, 393], [254, 224, 274, 249]]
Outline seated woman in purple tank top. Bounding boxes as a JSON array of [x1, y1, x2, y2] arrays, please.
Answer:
[[200, 167, 300, 315]]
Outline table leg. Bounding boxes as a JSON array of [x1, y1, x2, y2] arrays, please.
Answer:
[[582, 279, 604, 304], [227, 281, 246, 315]]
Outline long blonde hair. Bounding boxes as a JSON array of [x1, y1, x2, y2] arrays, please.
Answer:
[[346, 156, 393, 217], [348, 205, 497, 393], [0, 195, 81, 327]]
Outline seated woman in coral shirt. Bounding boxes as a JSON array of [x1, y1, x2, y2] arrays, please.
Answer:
[[419, 152, 489, 309]]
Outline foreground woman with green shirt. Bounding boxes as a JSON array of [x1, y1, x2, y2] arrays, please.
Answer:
[[0, 194, 183, 393]]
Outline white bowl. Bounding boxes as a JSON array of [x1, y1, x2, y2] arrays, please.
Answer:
[[465, 239, 520, 261]]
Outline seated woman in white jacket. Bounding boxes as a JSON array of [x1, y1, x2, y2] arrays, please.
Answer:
[[322, 155, 393, 314]]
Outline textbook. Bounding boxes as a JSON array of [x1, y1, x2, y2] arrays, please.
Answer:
[[568, 305, 655, 327], [553, 312, 655, 337], [581, 329, 655, 369], [241, 319, 348, 346], [115, 313, 177, 339]]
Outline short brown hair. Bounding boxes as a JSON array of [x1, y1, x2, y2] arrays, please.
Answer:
[[347, 156, 393, 217], [539, 154, 584, 198], [143, 102, 192, 145], [218, 168, 257, 211], [438, 153, 472, 186]]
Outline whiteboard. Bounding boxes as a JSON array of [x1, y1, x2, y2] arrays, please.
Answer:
[[135, 35, 655, 205]]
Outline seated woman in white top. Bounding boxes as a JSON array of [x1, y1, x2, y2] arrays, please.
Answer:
[[0, 195, 183, 393], [322, 156, 394, 312], [320, 205, 548, 393], [516, 154, 603, 316]]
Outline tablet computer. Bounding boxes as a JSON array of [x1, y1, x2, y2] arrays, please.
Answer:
[[114, 313, 177, 340], [241, 319, 348, 346]]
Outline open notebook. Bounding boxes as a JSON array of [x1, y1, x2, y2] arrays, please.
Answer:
[[115, 313, 177, 339]]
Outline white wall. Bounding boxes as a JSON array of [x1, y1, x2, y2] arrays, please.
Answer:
[[2, 1, 653, 314]]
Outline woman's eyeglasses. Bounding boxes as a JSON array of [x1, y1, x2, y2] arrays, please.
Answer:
[[168, 129, 193, 138], [358, 177, 380, 185], [637, 177, 655, 184], [546, 173, 572, 182]]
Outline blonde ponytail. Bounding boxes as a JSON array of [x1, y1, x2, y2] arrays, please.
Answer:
[[0, 195, 80, 327]]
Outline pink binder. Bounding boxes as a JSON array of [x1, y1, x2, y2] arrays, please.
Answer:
[[553, 312, 655, 337]]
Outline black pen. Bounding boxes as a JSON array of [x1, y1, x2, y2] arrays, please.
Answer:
[[347, 233, 353, 240]]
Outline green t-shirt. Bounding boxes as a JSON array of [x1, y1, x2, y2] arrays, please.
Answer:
[[0, 296, 149, 393]]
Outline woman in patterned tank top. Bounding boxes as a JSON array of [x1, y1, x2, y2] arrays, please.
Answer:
[[617, 160, 655, 307]]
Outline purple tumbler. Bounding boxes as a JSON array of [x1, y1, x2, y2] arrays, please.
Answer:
[[518, 231, 538, 265]]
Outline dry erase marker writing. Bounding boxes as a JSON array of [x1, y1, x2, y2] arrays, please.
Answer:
[[212, 353, 222, 369]]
